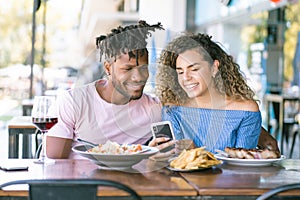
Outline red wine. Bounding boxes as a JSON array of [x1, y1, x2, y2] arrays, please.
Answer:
[[32, 117, 58, 132]]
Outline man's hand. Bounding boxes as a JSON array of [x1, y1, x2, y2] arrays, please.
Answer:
[[257, 127, 280, 154], [148, 137, 173, 147]]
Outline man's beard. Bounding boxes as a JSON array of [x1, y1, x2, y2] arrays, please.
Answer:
[[112, 79, 144, 101]]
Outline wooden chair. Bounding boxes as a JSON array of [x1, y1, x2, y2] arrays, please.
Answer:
[[256, 183, 300, 200], [0, 179, 142, 200]]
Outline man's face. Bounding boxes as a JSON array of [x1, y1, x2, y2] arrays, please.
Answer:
[[111, 53, 149, 100]]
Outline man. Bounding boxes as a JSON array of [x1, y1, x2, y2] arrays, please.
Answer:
[[46, 20, 166, 158], [46, 21, 279, 159]]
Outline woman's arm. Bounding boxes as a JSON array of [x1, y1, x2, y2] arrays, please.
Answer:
[[235, 111, 262, 149], [161, 106, 183, 140]]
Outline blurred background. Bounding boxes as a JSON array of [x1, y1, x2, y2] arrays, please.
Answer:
[[0, 0, 299, 158]]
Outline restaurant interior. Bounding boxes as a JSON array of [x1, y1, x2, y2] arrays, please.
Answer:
[[0, 0, 299, 199]]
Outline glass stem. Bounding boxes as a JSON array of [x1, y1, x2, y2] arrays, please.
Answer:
[[40, 131, 46, 159]]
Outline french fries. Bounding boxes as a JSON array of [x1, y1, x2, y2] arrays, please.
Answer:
[[170, 147, 221, 170]]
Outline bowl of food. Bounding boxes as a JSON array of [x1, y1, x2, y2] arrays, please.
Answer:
[[72, 141, 159, 169]]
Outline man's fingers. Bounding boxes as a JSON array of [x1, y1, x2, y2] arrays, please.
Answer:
[[148, 137, 172, 148]]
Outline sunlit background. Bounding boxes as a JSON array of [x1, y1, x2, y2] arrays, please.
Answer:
[[0, 0, 299, 159]]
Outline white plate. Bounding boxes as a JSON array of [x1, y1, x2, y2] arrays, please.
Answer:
[[72, 144, 159, 169], [215, 154, 286, 167]]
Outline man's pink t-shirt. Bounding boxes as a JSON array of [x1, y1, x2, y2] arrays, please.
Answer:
[[47, 80, 162, 148]]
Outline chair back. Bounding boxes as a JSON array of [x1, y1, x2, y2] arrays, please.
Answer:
[[256, 183, 300, 200], [0, 179, 142, 200]]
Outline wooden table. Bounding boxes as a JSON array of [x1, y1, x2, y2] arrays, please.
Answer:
[[181, 159, 300, 197], [0, 159, 196, 199], [0, 158, 299, 199], [264, 93, 300, 153], [7, 116, 38, 158]]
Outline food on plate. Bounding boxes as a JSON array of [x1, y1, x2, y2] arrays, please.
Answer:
[[170, 147, 221, 170], [224, 147, 281, 159], [86, 140, 142, 154]]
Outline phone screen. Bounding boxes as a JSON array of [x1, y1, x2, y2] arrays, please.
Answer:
[[151, 121, 175, 143], [151, 121, 175, 150], [153, 123, 173, 139]]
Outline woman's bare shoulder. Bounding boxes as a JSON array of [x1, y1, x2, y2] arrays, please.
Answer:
[[228, 99, 259, 112]]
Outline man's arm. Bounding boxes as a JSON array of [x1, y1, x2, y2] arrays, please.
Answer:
[[46, 136, 73, 159], [257, 127, 280, 153]]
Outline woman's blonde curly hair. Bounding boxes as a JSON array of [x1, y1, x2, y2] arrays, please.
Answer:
[[155, 32, 256, 106]]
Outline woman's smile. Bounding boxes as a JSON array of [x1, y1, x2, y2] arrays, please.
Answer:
[[183, 83, 199, 90]]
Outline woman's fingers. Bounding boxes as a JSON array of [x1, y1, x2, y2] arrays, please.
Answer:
[[175, 139, 195, 155], [149, 148, 176, 162], [157, 139, 175, 150], [148, 139, 196, 162], [176, 139, 194, 149]]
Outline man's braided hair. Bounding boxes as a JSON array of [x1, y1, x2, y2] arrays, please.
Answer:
[[96, 20, 164, 63]]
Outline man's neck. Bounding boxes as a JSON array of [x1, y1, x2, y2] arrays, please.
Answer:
[[96, 80, 130, 105]]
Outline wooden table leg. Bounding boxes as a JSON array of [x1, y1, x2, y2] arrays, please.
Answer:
[[22, 134, 33, 158], [8, 131, 19, 158]]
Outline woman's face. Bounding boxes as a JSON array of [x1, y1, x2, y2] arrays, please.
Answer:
[[176, 49, 215, 99]]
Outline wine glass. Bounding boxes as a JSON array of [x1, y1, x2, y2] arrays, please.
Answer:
[[31, 96, 58, 164]]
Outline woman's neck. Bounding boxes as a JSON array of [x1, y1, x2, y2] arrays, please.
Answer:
[[184, 89, 229, 109]]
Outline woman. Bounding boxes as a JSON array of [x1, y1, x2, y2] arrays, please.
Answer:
[[155, 33, 262, 153]]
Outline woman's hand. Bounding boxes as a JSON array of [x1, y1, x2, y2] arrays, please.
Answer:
[[148, 137, 176, 162], [175, 139, 195, 155]]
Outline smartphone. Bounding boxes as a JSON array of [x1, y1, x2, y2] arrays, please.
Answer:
[[151, 121, 175, 145], [0, 165, 28, 171]]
